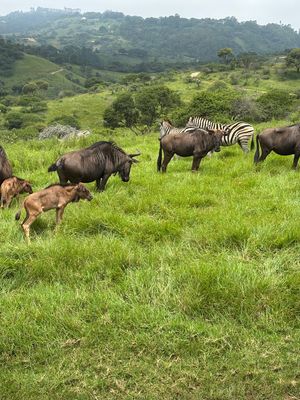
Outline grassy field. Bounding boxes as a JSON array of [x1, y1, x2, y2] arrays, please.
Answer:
[[0, 128, 299, 399]]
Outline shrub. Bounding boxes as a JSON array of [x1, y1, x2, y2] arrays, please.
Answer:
[[0, 103, 8, 114], [50, 114, 81, 129], [5, 111, 25, 129], [186, 88, 241, 122], [256, 89, 295, 121]]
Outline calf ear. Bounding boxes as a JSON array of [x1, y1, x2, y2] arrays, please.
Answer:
[[131, 158, 139, 164]]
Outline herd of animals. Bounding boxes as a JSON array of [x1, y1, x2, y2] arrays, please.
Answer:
[[1, 115, 300, 242]]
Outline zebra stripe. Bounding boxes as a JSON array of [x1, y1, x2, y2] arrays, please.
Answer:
[[160, 120, 198, 139], [187, 117, 254, 152]]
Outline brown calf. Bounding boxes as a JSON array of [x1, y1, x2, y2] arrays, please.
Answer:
[[0, 176, 33, 208], [15, 183, 93, 242]]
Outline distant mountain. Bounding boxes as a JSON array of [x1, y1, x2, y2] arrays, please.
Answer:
[[1, 8, 300, 71]]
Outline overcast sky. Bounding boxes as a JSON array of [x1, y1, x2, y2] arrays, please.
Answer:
[[1, 0, 299, 30]]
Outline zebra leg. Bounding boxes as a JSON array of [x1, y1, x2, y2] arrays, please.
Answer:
[[237, 139, 250, 153]]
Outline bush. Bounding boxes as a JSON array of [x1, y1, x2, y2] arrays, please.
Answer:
[[186, 88, 241, 122], [50, 114, 81, 129], [0, 103, 8, 114], [256, 89, 295, 121], [232, 97, 264, 122], [5, 111, 25, 129]]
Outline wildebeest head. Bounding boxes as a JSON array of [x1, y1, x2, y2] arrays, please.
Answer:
[[207, 128, 229, 152], [20, 181, 33, 194], [75, 183, 93, 201], [118, 152, 141, 182]]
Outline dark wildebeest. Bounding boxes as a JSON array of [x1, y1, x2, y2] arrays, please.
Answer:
[[15, 183, 93, 242], [48, 141, 140, 191], [0, 145, 13, 186], [157, 120, 228, 173], [0, 176, 33, 208], [254, 124, 300, 169]]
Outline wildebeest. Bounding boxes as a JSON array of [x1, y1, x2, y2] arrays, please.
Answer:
[[48, 141, 140, 191], [0, 176, 33, 208], [15, 183, 93, 242], [0, 145, 13, 186], [254, 124, 300, 169], [157, 121, 228, 172]]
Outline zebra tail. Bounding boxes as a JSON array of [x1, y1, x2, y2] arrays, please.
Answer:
[[250, 134, 255, 151], [157, 141, 163, 172], [254, 135, 260, 164]]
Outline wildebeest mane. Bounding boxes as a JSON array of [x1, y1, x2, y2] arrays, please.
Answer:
[[85, 141, 128, 170]]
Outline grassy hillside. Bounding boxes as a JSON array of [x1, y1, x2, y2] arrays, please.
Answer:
[[0, 130, 299, 399], [3, 54, 84, 96]]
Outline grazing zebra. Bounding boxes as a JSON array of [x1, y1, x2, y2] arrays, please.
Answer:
[[187, 117, 254, 152]]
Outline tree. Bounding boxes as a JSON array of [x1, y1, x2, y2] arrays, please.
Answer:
[[103, 93, 140, 133], [217, 48, 234, 64], [135, 85, 181, 126], [286, 48, 300, 72], [22, 82, 38, 95]]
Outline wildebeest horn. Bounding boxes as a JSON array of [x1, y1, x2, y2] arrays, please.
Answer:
[[128, 152, 141, 158]]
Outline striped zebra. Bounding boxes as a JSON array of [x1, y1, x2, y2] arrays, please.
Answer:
[[159, 119, 197, 139], [187, 117, 254, 152]]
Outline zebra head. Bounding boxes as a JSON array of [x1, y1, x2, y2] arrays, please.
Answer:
[[159, 119, 173, 139]]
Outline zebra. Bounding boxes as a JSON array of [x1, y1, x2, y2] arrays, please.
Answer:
[[186, 117, 254, 153], [159, 119, 197, 139]]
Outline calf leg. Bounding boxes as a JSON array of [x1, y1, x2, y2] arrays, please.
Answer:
[[56, 207, 65, 225], [5, 194, 13, 208], [162, 151, 174, 173], [22, 211, 41, 243]]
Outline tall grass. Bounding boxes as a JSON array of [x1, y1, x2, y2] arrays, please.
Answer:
[[0, 131, 299, 399]]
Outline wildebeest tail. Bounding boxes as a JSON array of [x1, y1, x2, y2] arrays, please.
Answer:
[[157, 140, 163, 172], [250, 135, 255, 151], [254, 135, 260, 163], [48, 162, 58, 172]]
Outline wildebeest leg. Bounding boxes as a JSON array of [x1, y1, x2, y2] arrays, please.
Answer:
[[58, 170, 68, 185], [162, 151, 174, 173], [292, 153, 300, 169], [191, 155, 202, 171], [56, 207, 65, 225], [97, 174, 110, 191], [258, 147, 271, 162]]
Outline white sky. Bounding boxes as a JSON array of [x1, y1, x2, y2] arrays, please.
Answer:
[[0, 0, 299, 30]]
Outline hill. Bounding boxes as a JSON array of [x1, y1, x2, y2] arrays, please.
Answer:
[[2, 53, 85, 97], [1, 8, 300, 71]]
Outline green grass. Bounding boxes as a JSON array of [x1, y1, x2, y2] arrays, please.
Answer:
[[0, 131, 299, 399], [3, 54, 84, 96]]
